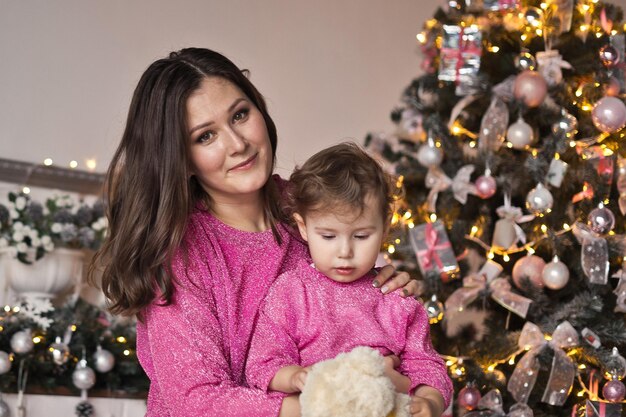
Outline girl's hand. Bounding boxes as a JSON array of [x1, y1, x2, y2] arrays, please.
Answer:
[[382, 355, 411, 393], [290, 367, 309, 392], [279, 395, 301, 417], [409, 386, 445, 417], [372, 265, 423, 298]]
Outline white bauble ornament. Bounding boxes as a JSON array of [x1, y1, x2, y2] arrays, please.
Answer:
[[49, 336, 70, 365], [93, 346, 115, 373], [541, 256, 570, 290], [73, 361, 96, 390], [506, 117, 534, 149], [417, 137, 443, 168], [10, 329, 34, 354], [525, 183, 553, 215]]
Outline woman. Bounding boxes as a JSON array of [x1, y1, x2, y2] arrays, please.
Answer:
[[93, 48, 419, 416]]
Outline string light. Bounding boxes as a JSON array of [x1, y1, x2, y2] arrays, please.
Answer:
[[22, 187, 30, 194], [429, 213, 437, 222], [541, 224, 548, 234], [116, 336, 127, 343], [43, 158, 53, 166], [123, 350, 131, 356], [388, 245, 396, 254], [416, 32, 427, 44], [85, 158, 97, 170], [69, 160, 78, 169], [503, 253, 510, 262]]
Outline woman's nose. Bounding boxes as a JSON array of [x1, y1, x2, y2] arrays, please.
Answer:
[[226, 127, 247, 154]]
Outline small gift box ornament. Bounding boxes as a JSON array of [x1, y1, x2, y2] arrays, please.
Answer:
[[438, 25, 483, 96], [409, 220, 460, 282]]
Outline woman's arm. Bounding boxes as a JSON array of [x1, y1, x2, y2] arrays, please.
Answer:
[[139, 247, 284, 417]]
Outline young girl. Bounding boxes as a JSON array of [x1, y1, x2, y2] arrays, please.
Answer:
[[246, 143, 452, 417], [92, 48, 419, 417]]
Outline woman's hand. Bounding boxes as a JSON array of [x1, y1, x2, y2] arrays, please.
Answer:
[[372, 265, 423, 298], [382, 354, 411, 393]]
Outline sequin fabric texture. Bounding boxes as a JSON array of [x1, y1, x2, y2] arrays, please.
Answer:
[[136, 208, 308, 417], [246, 259, 453, 406]]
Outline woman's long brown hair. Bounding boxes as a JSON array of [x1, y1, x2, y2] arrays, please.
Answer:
[[90, 48, 282, 319]]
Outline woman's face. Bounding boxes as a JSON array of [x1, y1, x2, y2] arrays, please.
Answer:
[[187, 77, 273, 204]]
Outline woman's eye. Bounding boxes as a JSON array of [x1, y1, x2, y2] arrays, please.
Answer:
[[233, 108, 250, 122], [197, 131, 215, 144]]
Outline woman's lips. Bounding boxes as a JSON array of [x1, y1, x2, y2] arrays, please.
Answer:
[[229, 153, 257, 171]]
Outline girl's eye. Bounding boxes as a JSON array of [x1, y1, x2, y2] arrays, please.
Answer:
[[354, 234, 370, 240], [321, 235, 336, 240], [233, 108, 250, 122], [197, 131, 216, 144]]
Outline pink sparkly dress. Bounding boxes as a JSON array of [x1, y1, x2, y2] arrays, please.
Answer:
[[136, 206, 308, 416], [246, 259, 453, 406]]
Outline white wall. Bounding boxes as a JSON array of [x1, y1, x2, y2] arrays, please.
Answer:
[[0, 0, 441, 178]]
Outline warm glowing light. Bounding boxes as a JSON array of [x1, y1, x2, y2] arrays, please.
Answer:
[[577, 390, 585, 397], [416, 32, 427, 44], [506, 142, 513, 149], [446, 360, 454, 366], [469, 141, 476, 148], [535, 29, 542, 36], [470, 225, 479, 236], [69, 160, 78, 169], [396, 175, 404, 188], [117, 336, 127, 343], [527, 247, 536, 255], [452, 125, 461, 135], [554, 153, 560, 160], [71, 324, 77, 332], [12, 307, 19, 313], [395, 239, 401, 244], [123, 350, 131, 356], [579, 364, 587, 370], [540, 2, 548, 9], [521, 34, 528, 41], [408, 222, 415, 229], [595, 32, 602, 38], [487, 251, 495, 260], [22, 187, 30, 194], [391, 213, 400, 225], [487, 364, 496, 372], [503, 253, 510, 262], [85, 159, 97, 170], [33, 336, 42, 344], [403, 211, 412, 220], [429, 213, 437, 222], [563, 223, 570, 230], [541, 224, 548, 233], [3, 306, 10, 313], [388, 245, 396, 254], [508, 357, 515, 365], [569, 140, 577, 147], [531, 149, 538, 157], [489, 46, 500, 53], [43, 158, 53, 166]]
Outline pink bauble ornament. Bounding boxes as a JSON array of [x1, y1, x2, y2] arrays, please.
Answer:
[[514, 70, 548, 108], [603, 379, 626, 402], [592, 96, 626, 133], [599, 44, 620, 68], [512, 254, 546, 289], [475, 175, 497, 199], [458, 385, 481, 410], [588, 205, 616, 234]]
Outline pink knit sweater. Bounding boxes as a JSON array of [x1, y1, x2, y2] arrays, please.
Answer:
[[136, 207, 308, 417], [246, 259, 452, 406]]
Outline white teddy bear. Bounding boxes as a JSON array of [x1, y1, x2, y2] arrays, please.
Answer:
[[299, 346, 411, 417]]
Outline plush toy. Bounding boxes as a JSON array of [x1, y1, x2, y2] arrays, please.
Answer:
[[300, 346, 411, 417]]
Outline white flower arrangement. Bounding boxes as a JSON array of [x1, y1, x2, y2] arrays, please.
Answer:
[[0, 192, 107, 264]]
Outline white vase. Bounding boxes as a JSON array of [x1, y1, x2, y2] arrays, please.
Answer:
[[2, 248, 84, 299]]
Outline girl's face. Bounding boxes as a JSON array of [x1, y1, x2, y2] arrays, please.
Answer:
[[294, 194, 386, 283], [187, 77, 273, 205]]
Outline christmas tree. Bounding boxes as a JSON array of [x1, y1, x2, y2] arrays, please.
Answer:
[[365, 1, 626, 416]]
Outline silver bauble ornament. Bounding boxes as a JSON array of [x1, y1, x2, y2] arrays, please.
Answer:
[[49, 336, 70, 366], [417, 137, 443, 168], [592, 96, 626, 133], [512, 254, 546, 289], [10, 329, 34, 354], [424, 295, 444, 324], [73, 361, 96, 390], [607, 347, 626, 380], [599, 44, 621, 68], [0, 352, 11, 375], [514, 71, 548, 108], [514, 52, 537, 71], [93, 346, 115, 373], [506, 117, 534, 149], [541, 256, 570, 290], [551, 111, 578, 138], [588, 205, 616, 234], [525, 183, 553, 215]]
